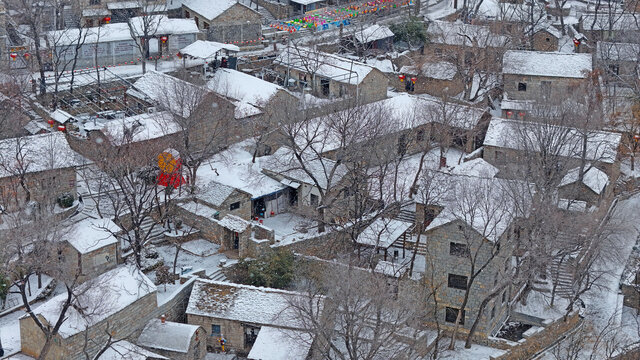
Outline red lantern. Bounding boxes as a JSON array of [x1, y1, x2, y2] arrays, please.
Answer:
[[573, 38, 581, 46], [518, 112, 525, 117], [176, 52, 182, 59], [634, 134, 640, 142], [398, 74, 406, 82], [57, 125, 66, 132], [506, 111, 513, 118], [23, 52, 30, 59], [160, 36, 168, 43], [103, 16, 111, 23], [9, 53, 17, 60], [411, 77, 417, 84], [47, 119, 55, 126]]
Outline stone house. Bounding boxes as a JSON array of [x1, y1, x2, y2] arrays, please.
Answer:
[[557, 165, 611, 208], [425, 20, 510, 73], [596, 41, 640, 85], [396, 61, 464, 98], [20, 266, 158, 360], [195, 180, 253, 220], [482, 117, 622, 179], [186, 279, 319, 355], [356, 217, 414, 262], [206, 68, 300, 138], [415, 173, 528, 337], [580, 13, 640, 43], [57, 218, 121, 282], [530, 25, 562, 52], [137, 319, 206, 360], [501, 50, 592, 120], [273, 47, 388, 104], [0, 132, 82, 212], [347, 24, 395, 54], [181, 0, 262, 44]]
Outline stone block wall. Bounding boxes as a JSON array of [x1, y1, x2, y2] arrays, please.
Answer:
[[503, 74, 583, 105], [187, 314, 248, 352], [0, 167, 76, 212]]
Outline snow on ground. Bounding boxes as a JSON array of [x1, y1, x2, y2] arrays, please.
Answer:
[[621, 158, 640, 179], [2, 274, 52, 313], [181, 239, 220, 257], [262, 213, 321, 246], [515, 287, 569, 322], [436, 340, 507, 359], [205, 353, 238, 360], [0, 298, 48, 358], [154, 241, 226, 278]]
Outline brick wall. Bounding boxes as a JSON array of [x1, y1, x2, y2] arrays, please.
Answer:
[[503, 73, 584, 105], [0, 167, 76, 212]]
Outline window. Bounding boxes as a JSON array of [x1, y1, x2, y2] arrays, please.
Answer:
[[609, 64, 620, 75], [448, 274, 468, 290], [393, 249, 399, 258], [449, 242, 470, 257], [310, 194, 319, 206], [502, 290, 507, 304], [211, 324, 221, 336], [203, 22, 210, 29], [185, 10, 190, 18], [445, 307, 465, 325], [229, 202, 240, 211], [518, 82, 527, 91], [416, 129, 425, 142]]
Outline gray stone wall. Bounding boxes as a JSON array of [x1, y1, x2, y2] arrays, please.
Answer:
[[503, 73, 583, 105]]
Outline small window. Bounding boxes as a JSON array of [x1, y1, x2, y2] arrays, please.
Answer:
[[424, 208, 437, 227], [416, 130, 425, 142], [445, 307, 465, 325], [448, 274, 468, 290], [518, 82, 527, 91], [502, 290, 507, 304], [609, 64, 620, 75], [310, 194, 319, 206], [211, 324, 221, 336], [546, 37, 550, 42], [397, 134, 407, 155], [449, 242, 470, 257], [229, 202, 240, 211], [393, 249, 399, 258]]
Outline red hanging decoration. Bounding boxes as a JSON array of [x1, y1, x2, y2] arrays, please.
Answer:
[[573, 38, 581, 46], [47, 119, 55, 126], [411, 77, 417, 84], [398, 74, 405, 82], [518, 112, 525, 117], [23, 52, 30, 59], [160, 36, 168, 43], [506, 111, 513, 117], [103, 16, 111, 23], [57, 125, 66, 131], [9, 53, 17, 60], [634, 134, 640, 142]]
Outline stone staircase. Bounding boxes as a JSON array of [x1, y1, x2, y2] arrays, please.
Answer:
[[140, 216, 166, 245], [209, 269, 228, 282], [62, 6, 79, 28], [396, 201, 417, 224], [549, 256, 576, 298]]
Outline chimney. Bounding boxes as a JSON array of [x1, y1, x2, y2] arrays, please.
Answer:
[[161, 314, 166, 324]]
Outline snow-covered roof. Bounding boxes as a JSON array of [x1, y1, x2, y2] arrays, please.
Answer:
[[208, 69, 287, 113], [82, 8, 110, 17], [503, 50, 592, 78], [596, 41, 640, 62], [0, 132, 83, 178], [27, 266, 156, 338], [297, 93, 485, 154], [427, 20, 510, 48], [274, 47, 376, 85], [137, 319, 200, 353], [65, 218, 119, 254], [353, 24, 394, 43], [197, 180, 237, 207], [197, 140, 286, 199], [450, 158, 499, 178], [24, 120, 48, 135], [531, 22, 563, 39], [374, 260, 409, 278], [128, 71, 212, 118], [290, 0, 325, 4], [582, 13, 639, 31], [178, 200, 220, 219], [247, 326, 313, 360], [483, 118, 621, 164], [559, 165, 609, 194], [48, 16, 198, 45], [50, 109, 75, 124], [424, 174, 530, 242], [356, 218, 413, 248], [217, 214, 250, 232], [107, 1, 140, 9], [99, 341, 168, 360], [421, 61, 457, 80], [262, 147, 348, 189], [182, 0, 254, 20], [101, 111, 180, 146], [186, 279, 319, 329], [180, 40, 239, 60]]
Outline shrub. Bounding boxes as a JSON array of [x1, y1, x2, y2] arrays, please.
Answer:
[[236, 248, 295, 289], [57, 193, 74, 208]]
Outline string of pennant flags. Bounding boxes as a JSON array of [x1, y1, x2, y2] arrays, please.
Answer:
[[269, 0, 413, 33]]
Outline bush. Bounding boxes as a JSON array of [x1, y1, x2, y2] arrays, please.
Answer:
[[57, 193, 74, 208], [236, 248, 295, 289], [390, 17, 428, 48]]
